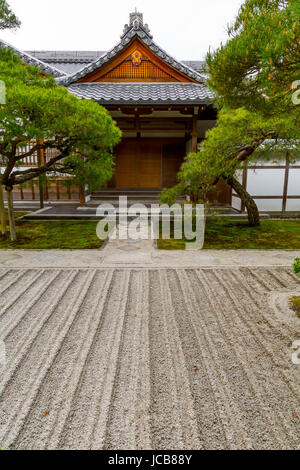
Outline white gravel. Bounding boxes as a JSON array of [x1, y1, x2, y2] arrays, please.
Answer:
[[0, 266, 299, 450]]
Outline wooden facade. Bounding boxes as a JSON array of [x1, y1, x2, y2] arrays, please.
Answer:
[[78, 38, 196, 83], [74, 33, 202, 190], [109, 138, 185, 189], [106, 106, 212, 191], [71, 19, 217, 193]]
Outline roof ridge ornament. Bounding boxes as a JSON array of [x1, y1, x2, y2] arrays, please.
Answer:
[[56, 11, 206, 86], [121, 10, 152, 39], [130, 10, 143, 27]]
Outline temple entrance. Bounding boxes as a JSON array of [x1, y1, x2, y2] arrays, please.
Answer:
[[111, 138, 185, 189]]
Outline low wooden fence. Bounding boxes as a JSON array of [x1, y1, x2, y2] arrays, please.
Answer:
[[5, 179, 80, 202], [2, 142, 81, 201], [15, 142, 60, 166]]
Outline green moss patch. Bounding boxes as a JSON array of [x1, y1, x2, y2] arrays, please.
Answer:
[[289, 296, 300, 319], [157, 218, 300, 250], [0, 220, 103, 249]]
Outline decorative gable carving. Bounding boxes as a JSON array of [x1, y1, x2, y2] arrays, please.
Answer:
[[131, 50, 142, 65], [77, 38, 195, 83], [100, 52, 177, 81]]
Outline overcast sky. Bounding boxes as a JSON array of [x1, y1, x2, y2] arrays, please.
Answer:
[[1, 0, 244, 60]]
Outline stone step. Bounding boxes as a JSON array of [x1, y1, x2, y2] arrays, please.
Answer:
[[91, 191, 161, 198], [92, 188, 161, 192], [90, 195, 162, 201], [88, 198, 186, 206], [88, 200, 165, 207]]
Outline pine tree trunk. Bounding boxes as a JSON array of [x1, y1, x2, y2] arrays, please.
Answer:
[[31, 183, 35, 200], [79, 185, 85, 206], [0, 184, 6, 236], [225, 175, 260, 226], [6, 188, 16, 241]]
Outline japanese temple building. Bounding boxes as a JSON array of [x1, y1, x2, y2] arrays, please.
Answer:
[[1, 11, 299, 211], [52, 11, 221, 196]]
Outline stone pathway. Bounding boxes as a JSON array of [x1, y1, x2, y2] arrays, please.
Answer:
[[0, 248, 299, 269], [103, 220, 300, 268], [102, 220, 154, 265]]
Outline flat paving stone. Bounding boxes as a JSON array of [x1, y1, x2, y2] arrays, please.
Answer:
[[0, 249, 299, 268], [102, 252, 153, 265]]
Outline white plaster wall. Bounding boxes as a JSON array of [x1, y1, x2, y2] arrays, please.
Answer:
[[255, 199, 283, 212], [253, 158, 286, 166], [286, 199, 300, 211], [287, 169, 300, 196], [247, 169, 285, 196], [244, 165, 300, 211], [236, 169, 243, 184], [232, 195, 242, 211]]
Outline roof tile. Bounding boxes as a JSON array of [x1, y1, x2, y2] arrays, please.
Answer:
[[67, 82, 214, 105], [0, 39, 65, 77]]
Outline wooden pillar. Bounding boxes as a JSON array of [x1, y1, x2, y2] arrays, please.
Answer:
[[31, 182, 35, 201], [6, 188, 16, 241], [191, 107, 199, 153], [37, 146, 44, 209], [241, 162, 248, 212], [40, 146, 48, 201], [44, 181, 49, 201], [79, 185, 86, 206], [282, 152, 290, 213], [56, 180, 60, 200], [0, 184, 6, 235]]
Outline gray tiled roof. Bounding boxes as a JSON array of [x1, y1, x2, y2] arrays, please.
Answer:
[[182, 60, 205, 73], [26, 50, 106, 74], [57, 15, 205, 86], [0, 39, 65, 77], [67, 82, 214, 105], [26, 50, 105, 62], [25, 51, 205, 75], [40, 62, 93, 74]]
